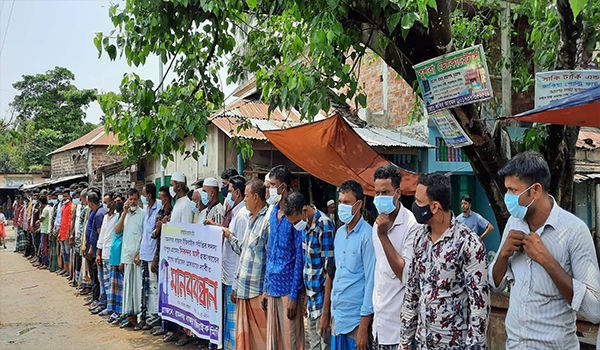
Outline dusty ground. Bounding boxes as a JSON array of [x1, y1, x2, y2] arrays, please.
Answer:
[[0, 226, 180, 350]]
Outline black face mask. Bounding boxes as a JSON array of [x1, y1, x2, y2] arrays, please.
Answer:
[[412, 202, 434, 224], [221, 186, 228, 198], [115, 202, 124, 214]]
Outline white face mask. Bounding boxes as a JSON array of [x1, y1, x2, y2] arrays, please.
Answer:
[[169, 186, 176, 198], [268, 183, 284, 205], [294, 218, 308, 231]]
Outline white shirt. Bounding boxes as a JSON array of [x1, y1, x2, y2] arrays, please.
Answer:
[[223, 202, 250, 288], [171, 196, 193, 224], [489, 198, 600, 349], [121, 207, 144, 264], [371, 203, 420, 345], [96, 211, 120, 260]]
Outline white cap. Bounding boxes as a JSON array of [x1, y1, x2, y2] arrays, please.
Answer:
[[171, 171, 186, 184], [327, 200, 335, 207], [203, 177, 219, 188]]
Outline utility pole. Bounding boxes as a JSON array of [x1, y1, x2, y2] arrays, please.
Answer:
[[159, 59, 166, 188]]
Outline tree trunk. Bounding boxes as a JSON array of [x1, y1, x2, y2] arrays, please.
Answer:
[[544, 0, 584, 211]]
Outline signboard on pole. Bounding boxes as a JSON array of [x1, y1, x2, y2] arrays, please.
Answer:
[[159, 223, 223, 348], [430, 110, 473, 148], [413, 45, 493, 113], [6, 176, 34, 188], [535, 70, 600, 108]]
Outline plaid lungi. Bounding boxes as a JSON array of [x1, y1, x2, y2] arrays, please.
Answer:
[[107, 265, 123, 314], [16, 229, 26, 251], [223, 285, 237, 350], [235, 296, 268, 350], [48, 235, 59, 272]]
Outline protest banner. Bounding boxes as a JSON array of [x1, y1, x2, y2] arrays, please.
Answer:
[[430, 110, 473, 148], [535, 70, 600, 108], [413, 45, 493, 113], [159, 223, 223, 348]]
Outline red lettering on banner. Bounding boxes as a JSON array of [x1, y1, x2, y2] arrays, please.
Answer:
[[170, 268, 219, 311]]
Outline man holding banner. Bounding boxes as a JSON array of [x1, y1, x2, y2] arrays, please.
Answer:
[[226, 178, 270, 350]]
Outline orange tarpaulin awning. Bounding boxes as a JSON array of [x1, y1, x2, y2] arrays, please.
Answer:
[[262, 114, 419, 196]]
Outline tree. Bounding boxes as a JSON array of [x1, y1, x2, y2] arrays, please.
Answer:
[[97, 0, 599, 233], [9, 67, 98, 169]]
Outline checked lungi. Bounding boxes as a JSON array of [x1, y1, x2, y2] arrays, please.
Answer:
[[235, 296, 267, 350], [107, 265, 123, 314], [141, 261, 159, 323], [223, 285, 237, 350], [16, 229, 26, 251]]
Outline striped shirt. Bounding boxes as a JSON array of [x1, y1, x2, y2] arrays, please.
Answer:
[[489, 198, 600, 349], [231, 205, 270, 300], [303, 207, 334, 320]]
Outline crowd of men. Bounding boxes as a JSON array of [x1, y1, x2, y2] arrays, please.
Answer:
[[11, 150, 600, 350]]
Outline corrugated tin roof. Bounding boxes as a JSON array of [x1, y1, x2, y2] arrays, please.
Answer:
[[20, 174, 87, 190], [48, 127, 122, 156], [211, 100, 431, 149], [577, 129, 600, 150], [354, 127, 433, 148]]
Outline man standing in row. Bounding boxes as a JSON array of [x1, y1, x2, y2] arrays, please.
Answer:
[[372, 165, 420, 350], [263, 165, 305, 350], [400, 173, 490, 349], [59, 189, 73, 278], [138, 183, 161, 330], [227, 178, 270, 350], [95, 193, 119, 315], [116, 188, 144, 328], [284, 191, 334, 350], [221, 175, 250, 350], [490, 151, 600, 349], [326, 180, 375, 350], [202, 177, 225, 227]]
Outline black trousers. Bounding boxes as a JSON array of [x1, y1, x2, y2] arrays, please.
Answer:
[[24, 231, 34, 257], [87, 257, 100, 300]]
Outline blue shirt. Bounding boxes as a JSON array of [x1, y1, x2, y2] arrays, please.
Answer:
[[109, 213, 123, 266], [264, 203, 304, 301], [85, 208, 96, 252], [87, 207, 106, 256], [331, 217, 376, 336], [54, 202, 63, 229], [456, 210, 489, 234], [140, 201, 160, 261]]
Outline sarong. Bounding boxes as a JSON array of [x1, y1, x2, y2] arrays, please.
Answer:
[[235, 296, 267, 350]]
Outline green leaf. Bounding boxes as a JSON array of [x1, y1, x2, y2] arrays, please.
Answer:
[[107, 45, 117, 60], [326, 0, 339, 8], [246, 0, 257, 9], [569, 0, 586, 18], [387, 12, 403, 33], [401, 13, 418, 30], [357, 93, 367, 107]]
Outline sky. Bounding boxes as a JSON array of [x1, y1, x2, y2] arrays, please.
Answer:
[[0, 0, 236, 125]]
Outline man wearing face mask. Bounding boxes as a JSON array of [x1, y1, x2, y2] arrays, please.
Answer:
[[284, 192, 334, 350], [217, 175, 250, 350], [85, 191, 105, 309], [221, 168, 239, 203], [488, 151, 600, 349], [400, 173, 490, 349], [191, 185, 208, 224], [94, 193, 119, 315], [263, 165, 305, 350], [169, 172, 193, 224], [371, 165, 420, 350], [202, 177, 225, 227], [137, 183, 161, 330], [114, 188, 145, 328], [105, 194, 124, 323], [324, 180, 374, 350]]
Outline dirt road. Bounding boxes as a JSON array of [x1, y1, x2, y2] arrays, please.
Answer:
[[0, 227, 176, 350]]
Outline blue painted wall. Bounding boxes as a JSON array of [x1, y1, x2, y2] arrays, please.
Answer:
[[421, 122, 528, 253]]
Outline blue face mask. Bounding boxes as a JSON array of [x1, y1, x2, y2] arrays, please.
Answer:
[[58, 195, 63, 202], [70, 191, 74, 197], [49, 199, 57, 205], [338, 202, 359, 224], [141, 196, 148, 205], [374, 194, 397, 215], [201, 190, 209, 206], [32, 199, 38, 205], [504, 184, 536, 220], [226, 192, 235, 208], [190, 201, 199, 214], [72, 198, 81, 206]]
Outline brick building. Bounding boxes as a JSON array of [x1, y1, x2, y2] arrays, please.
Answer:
[[45, 127, 129, 193]]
